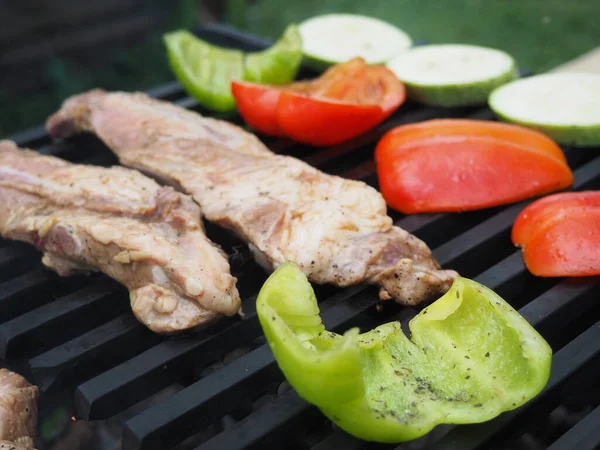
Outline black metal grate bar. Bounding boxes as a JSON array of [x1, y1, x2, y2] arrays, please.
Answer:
[[74, 298, 262, 420], [0, 269, 59, 321], [545, 404, 600, 450], [0, 282, 125, 359], [28, 313, 155, 393], [0, 245, 41, 283], [9, 124, 51, 149]]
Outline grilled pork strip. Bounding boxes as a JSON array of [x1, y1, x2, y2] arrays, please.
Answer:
[[0, 141, 240, 333], [0, 369, 39, 449], [47, 90, 458, 305]]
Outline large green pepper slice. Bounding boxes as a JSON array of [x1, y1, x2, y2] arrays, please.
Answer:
[[257, 263, 552, 443]]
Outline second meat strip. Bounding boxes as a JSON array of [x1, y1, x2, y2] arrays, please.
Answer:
[[0, 141, 240, 333]]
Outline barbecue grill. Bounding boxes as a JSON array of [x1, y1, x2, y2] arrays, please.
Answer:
[[1, 24, 599, 450]]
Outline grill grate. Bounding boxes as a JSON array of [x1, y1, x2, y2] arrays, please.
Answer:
[[1, 23, 599, 450]]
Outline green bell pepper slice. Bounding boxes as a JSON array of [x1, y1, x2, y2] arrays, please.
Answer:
[[163, 25, 302, 112], [257, 263, 552, 443], [244, 25, 303, 84], [164, 30, 244, 112]]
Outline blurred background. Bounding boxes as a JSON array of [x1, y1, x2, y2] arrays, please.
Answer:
[[1, 0, 599, 138]]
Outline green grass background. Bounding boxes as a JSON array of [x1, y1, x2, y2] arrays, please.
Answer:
[[2, 0, 600, 138], [241, 0, 600, 73]]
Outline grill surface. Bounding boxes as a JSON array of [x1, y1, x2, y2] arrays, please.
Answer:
[[1, 24, 600, 450]]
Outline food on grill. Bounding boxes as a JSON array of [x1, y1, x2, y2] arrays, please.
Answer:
[[47, 90, 456, 306], [375, 119, 573, 213], [256, 263, 552, 443], [386, 44, 518, 107], [513, 191, 600, 277], [489, 73, 600, 146], [231, 81, 288, 138], [164, 25, 302, 112], [0, 141, 240, 333], [0, 369, 39, 449], [298, 14, 412, 69], [232, 57, 406, 145], [243, 26, 303, 85]]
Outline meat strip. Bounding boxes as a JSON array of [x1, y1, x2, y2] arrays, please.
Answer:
[[47, 90, 458, 305], [0, 141, 240, 333]]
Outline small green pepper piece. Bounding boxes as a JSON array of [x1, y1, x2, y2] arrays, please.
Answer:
[[244, 25, 303, 84], [163, 26, 302, 112], [257, 263, 552, 443], [164, 30, 244, 112]]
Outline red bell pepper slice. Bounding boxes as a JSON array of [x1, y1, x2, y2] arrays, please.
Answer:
[[375, 119, 574, 213], [276, 93, 384, 146], [379, 119, 568, 164], [512, 191, 600, 277], [231, 58, 406, 146], [231, 81, 286, 137]]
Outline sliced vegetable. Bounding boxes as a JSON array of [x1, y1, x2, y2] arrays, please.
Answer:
[[386, 44, 518, 107], [298, 14, 412, 69], [375, 119, 573, 213], [489, 73, 600, 147], [276, 92, 385, 146], [512, 191, 600, 277], [231, 81, 286, 137], [164, 26, 302, 112], [257, 263, 552, 443], [380, 119, 568, 163], [164, 30, 244, 112], [244, 25, 303, 84], [232, 78, 386, 141], [232, 57, 406, 146]]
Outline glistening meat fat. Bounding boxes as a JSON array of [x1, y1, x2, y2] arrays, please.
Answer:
[[47, 90, 458, 305], [0, 141, 240, 333]]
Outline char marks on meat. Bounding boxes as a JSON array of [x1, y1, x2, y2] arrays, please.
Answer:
[[0, 141, 240, 333], [47, 90, 458, 305]]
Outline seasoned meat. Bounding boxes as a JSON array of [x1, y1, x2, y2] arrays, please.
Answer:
[[47, 90, 458, 305], [0, 141, 240, 333], [0, 369, 39, 449]]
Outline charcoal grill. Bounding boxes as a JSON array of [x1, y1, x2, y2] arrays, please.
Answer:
[[1, 24, 599, 450]]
